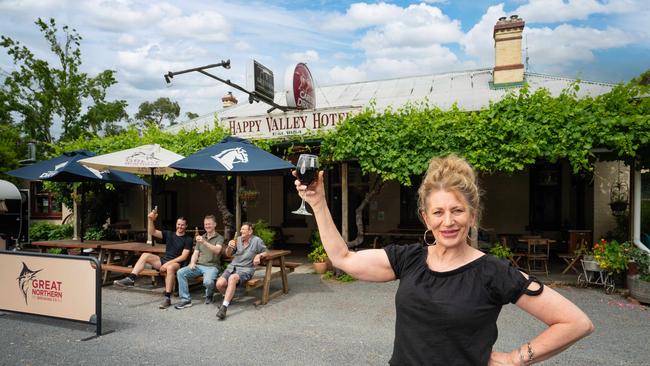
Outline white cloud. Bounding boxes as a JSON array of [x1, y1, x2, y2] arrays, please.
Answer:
[[328, 65, 367, 84], [80, 1, 181, 32], [525, 24, 634, 67], [287, 50, 320, 63], [234, 41, 250, 51], [322, 2, 404, 31], [116, 42, 209, 85], [328, 3, 465, 81], [460, 4, 506, 66], [515, 0, 641, 24], [117, 34, 138, 46], [158, 11, 231, 42]]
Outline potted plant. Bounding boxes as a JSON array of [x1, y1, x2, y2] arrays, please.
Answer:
[[253, 219, 276, 249], [489, 242, 513, 262], [575, 242, 600, 272], [626, 244, 650, 304], [609, 180, 629, 215], [308, 230, 328, 274], [592, 239, 629, 274]]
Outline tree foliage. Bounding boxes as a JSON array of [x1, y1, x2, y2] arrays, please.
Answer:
[[0, 18, 128, 143], [319, 73, 649, 246], [135, 97, 181, 128], [321, 75, 650, 186]]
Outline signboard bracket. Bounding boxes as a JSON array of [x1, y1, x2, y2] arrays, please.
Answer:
[[164, 61, 299, 113]]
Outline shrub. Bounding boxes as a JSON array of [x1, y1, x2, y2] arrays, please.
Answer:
[[489, 243, 513, 260], [254, 219, 275, 249], [83, 227, 104, 241], [30, 222, 73, 241]]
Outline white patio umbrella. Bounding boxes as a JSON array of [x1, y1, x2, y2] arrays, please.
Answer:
[[78, 144, 184, 244]]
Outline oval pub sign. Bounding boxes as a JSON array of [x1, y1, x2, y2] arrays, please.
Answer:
[[286, 63, 315, 110]]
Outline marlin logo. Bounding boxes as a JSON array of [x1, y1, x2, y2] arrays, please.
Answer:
[[17, 262, 42, 305]]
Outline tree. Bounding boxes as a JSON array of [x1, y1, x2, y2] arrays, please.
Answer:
[[0, 18, 128, 143], [186, 111, 199, 119], [135, 97, 180, 128]]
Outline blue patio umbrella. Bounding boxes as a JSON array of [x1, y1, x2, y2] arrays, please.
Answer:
[[6, 150, 148, 242], [6, 150, 148, 185], [170, 136, 294, 175], [170, 136, 295, 230]]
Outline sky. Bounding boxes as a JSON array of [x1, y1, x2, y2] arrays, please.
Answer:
[[1, 0, 649, 130]]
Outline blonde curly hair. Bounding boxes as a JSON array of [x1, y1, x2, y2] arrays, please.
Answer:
[[417, 154, 481, 223]]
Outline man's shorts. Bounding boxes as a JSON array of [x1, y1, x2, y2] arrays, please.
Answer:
[[221, 268, 253, 285]]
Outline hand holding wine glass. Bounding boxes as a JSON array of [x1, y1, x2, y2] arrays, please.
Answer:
[[292, 154, 319, 215]]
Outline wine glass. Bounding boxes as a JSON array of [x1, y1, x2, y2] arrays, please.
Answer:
[[292, 154, 319, 216]]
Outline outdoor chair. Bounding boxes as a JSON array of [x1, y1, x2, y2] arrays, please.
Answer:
[[526, 238, 551, 275]]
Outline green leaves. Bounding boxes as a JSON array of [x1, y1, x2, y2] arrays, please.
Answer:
[[1, 17, 126, 143], [322, 72, 650, 181]]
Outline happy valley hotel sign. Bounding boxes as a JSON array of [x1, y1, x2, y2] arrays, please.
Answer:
[[222, 107, 361, 139]]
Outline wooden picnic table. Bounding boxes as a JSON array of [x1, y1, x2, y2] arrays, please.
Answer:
[[98, 242, 167, 284], [30, 239, 125, 253], [99, 243, 295, 305], [252, 249, 293, 306]]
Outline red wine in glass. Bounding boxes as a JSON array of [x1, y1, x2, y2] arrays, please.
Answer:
[[297, 166, 317, 186], [293, 154, 319, 215]]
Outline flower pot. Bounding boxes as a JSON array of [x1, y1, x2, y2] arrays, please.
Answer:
[[313, 262, 328, 274], [582, 256, 602, 272], [627, 275, 650, 304]]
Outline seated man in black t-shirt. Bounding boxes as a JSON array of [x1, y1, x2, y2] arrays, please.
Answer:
[[114, 210, 193, 309]]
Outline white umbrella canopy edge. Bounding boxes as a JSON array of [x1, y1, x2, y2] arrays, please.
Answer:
[[78, 144, 184, 244]]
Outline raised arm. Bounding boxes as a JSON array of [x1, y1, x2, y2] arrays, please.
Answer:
[[295, 170, 395, 282], [490, 274, 594, 365], [147, 210, 163, 239]]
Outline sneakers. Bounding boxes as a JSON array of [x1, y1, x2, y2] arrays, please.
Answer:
[[113, 276, 135, 287], [159, 297, 171, 309], [174, 299, 192, 309], [205, 295, 214, 305], [216, 305, 227, 320]]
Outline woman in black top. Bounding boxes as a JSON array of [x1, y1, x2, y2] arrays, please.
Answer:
[[295, 155, 593, 365]]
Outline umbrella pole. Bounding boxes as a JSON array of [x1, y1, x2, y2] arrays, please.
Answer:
[[73, 185, 80, 240], [147, 168, 154, 245], [80, 183, 85, 243], [236, 176, 241, 230]]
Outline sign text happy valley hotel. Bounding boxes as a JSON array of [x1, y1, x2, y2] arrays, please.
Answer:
[[222, 107, 361, 139]]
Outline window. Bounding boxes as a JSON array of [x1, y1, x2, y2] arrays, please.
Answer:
[[30, 182, 61, 219]]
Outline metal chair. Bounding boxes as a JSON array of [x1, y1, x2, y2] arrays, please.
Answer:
[[526, 238, 551, 275]]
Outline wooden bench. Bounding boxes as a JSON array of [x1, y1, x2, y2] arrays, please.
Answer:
[[102, 263, 163, 285]]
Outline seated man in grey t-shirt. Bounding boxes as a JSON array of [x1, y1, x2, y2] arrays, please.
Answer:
[[216, 222, 267, 320]]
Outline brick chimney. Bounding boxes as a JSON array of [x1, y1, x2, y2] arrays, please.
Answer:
[[493, 15, 525, 85], [221, 91, 238, 108]]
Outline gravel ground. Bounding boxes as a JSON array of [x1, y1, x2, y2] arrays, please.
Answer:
[[1, 269, 648, 365]]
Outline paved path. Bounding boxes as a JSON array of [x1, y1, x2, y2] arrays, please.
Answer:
[[1, 269, 648, 365]]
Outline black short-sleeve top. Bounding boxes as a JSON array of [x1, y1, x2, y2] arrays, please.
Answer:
[[384, 243, 529, 366], [161, 230, 193, 263]]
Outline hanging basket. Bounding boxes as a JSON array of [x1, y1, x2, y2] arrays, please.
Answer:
[[239, 190, 259, 202], [609, 201, 628, 215]]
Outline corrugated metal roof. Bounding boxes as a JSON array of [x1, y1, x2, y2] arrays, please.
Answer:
[[166, 68, 615, 134]]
